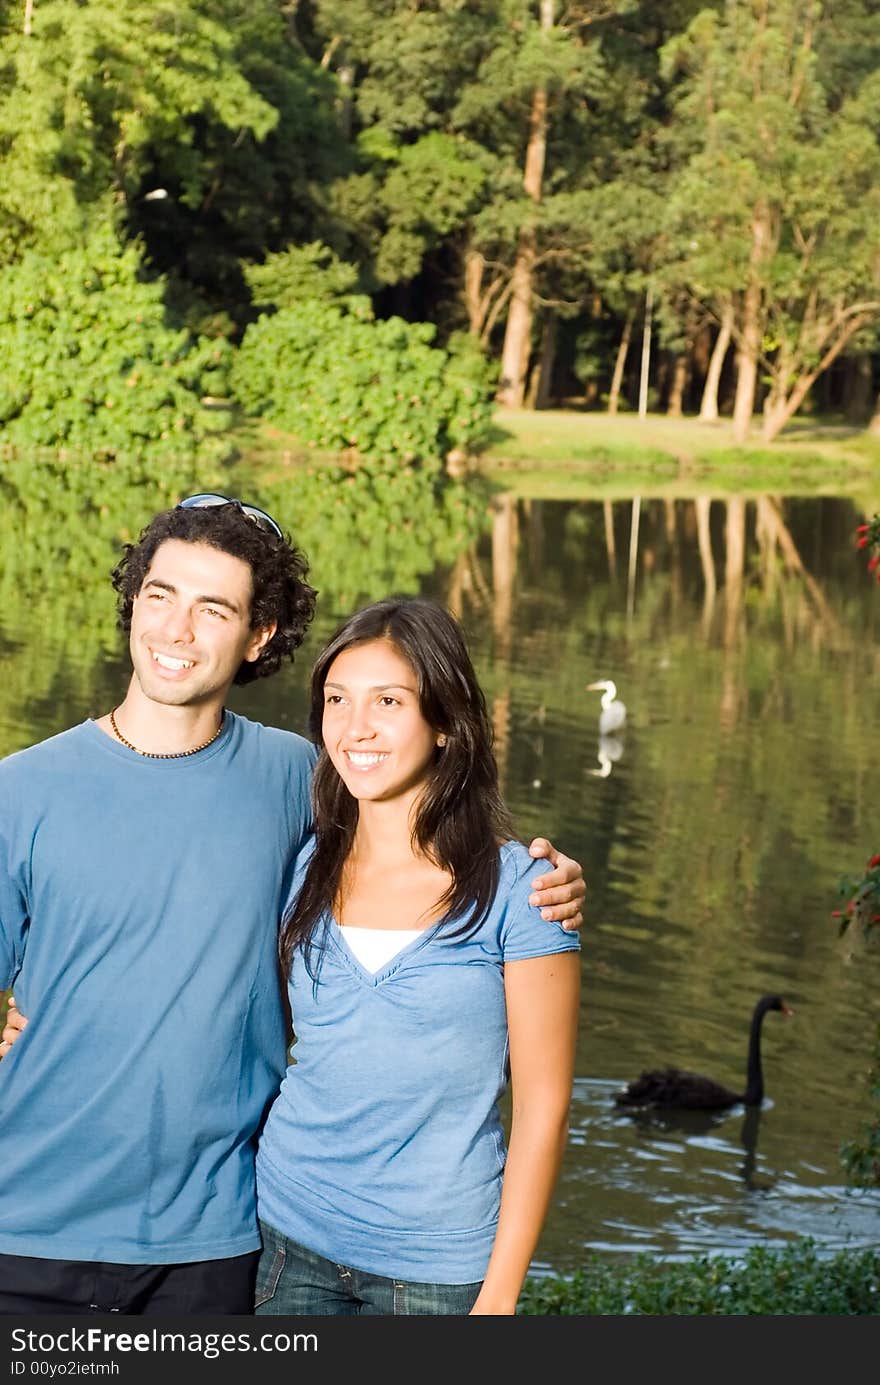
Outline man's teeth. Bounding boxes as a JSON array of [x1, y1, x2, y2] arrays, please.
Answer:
[[153, 652, 194, 670], [346, 751, 388, 766]]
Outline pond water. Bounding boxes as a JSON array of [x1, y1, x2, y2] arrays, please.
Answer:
[[2, 478, 879, 1277]]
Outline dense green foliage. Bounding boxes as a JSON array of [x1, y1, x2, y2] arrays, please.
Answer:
[[518, 1240, 880, 1314], [2, 1, 879, 448], [232, 298, 496, 465], [0, 225, 231, 459]]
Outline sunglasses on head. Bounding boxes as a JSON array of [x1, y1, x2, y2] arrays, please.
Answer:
[[177, 493, 284, 541]]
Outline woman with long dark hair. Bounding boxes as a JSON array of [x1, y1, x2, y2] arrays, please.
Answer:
[[254, 597, 580, 1316]]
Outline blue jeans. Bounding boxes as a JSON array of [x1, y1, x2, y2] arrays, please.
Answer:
[[254, 1221, 482, 1316]]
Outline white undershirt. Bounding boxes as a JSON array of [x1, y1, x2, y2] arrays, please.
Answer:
[[338, 925, 424, 973]]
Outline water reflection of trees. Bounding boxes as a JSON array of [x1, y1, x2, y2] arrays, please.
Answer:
[[0, 462, 487, 753], [444, 493, 880, 1038]]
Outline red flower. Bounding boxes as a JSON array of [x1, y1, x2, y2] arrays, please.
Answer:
[[856, 523, 870, 533], [868, 854, 880, 869], [831, 909, 842, 918], [869, 555, 880, 572], [857, 536, 870, 548]]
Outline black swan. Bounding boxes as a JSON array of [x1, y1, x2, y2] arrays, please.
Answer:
[[614, 994, 793, 1111]]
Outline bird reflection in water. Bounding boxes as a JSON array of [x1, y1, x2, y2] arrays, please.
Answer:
[[589, 733, 624, 778], [739, 1104, 775, 1192], [614, 1103, 775, 1192]]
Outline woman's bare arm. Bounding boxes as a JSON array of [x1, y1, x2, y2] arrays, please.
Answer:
[[469, 951, 580, 1314]]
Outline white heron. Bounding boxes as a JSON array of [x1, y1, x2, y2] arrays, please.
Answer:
[[586, 679, 627, 736]]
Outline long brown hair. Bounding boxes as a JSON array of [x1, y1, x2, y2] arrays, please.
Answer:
[[279, 597, 515, 975]]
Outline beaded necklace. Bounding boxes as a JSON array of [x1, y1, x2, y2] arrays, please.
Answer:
[[109, 706, 225, 759]]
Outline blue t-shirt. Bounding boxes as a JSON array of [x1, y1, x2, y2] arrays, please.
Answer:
[[0, 712, 316, 1264], [255, 839, 580, 1284]]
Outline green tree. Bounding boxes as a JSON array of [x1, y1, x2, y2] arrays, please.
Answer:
[[0, 2, 345, 323], [0, 2, 276, 262], [307, 1, 614, 401], [661, 1, 880, 443]]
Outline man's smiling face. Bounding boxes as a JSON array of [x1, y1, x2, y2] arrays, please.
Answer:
[[129, 539, 271, 709]]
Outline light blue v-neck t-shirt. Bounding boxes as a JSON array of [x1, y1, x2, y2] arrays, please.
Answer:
[[0, 713, 316, 1264], [255, 839, 581, 1283]]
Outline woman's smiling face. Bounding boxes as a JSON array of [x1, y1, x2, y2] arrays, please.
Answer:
[[321, 638, 443, 806]]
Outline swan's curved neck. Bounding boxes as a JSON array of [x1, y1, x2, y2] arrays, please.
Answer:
[[743, 1004, 768, 1105]]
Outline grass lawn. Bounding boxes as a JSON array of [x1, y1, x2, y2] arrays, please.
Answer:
[[481, 407, 880, 500], [230, 408, 880, 503]]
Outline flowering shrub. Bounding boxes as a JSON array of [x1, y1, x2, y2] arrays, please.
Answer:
[[855, 515, 880, 579], [833, 852, 880, 942]]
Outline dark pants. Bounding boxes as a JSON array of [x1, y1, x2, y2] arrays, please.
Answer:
[[0, 1250, 260, 1315]]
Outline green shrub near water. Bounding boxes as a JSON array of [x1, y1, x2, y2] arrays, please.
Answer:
[[231, 296, 496, 467], [518, 1239, 880, 1314], [0, 224, 232, 462]]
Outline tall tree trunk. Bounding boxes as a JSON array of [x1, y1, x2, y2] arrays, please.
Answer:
[[733, 209, 771, 443], [842, 354, 873, 424], [526, 313, 557, 409], [637, 286, 653, 419], [666, 353, 690, 418], [464, 250, 484, 336], [497, 0, 554, 408], [497, 248, 537, 407], [607, 309, 634, 415], [700, 303, 733, 422]]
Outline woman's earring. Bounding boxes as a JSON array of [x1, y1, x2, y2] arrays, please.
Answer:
[[437, 734, 447, 747]]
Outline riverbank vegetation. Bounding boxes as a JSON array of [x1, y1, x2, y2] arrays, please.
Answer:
[[518, 1239, 880, 1314], [2, 2, 880, 466]]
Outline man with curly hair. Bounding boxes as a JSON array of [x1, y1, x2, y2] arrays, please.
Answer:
[[0, 496, 584, 1316]]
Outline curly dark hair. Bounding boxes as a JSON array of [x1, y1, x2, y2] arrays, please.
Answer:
[[111, 502, 317, 684]]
